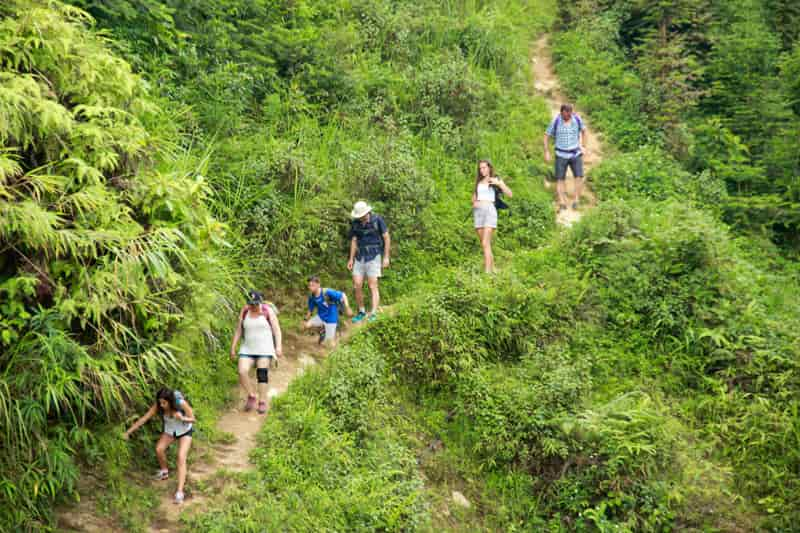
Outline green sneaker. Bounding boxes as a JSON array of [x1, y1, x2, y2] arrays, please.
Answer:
[[352, 311, 367, 324], [367, 313, 377, 322]]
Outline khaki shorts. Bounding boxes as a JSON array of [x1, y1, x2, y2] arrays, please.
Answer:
[[353, 255, 382, 278], [308, 315, 337, 339]]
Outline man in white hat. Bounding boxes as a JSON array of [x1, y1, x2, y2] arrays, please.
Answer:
[[347, 201, 390, 323]]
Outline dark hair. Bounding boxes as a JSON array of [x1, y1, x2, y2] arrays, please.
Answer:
[[247, 289, 264, 305], [156, 387, 179, 413], [308, 275, 321, 284], [560, 103, 573, 113], [474, 159, 495, 193]]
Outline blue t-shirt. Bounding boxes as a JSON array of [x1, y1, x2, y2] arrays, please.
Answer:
[[308, 289, 344, 324], [349, 214, 388, 262]]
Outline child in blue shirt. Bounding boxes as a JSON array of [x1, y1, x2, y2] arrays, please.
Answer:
[[303, 275, 352, 346]]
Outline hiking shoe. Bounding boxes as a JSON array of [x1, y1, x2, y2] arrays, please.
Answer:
[[257, 400, 267, 414], [352, 311, 367, 324], [318, 329, 326, 344], [244, 394, 257, 412], [367, 313, 378, 323], [154, 469, 169, 481], [559, 204, 567, 212], [572, 201, 579, 210], [174, 491, 185, 504]]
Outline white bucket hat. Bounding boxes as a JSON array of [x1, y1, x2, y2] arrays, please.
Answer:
[[350, 200, 372, 219]]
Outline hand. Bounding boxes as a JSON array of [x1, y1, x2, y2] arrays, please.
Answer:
[[275, 347, 282, 359], [472, 200, 479, 208], [346, 307, 354, 317], [230, 350, 236, 361], [382, 257, 390, 269], [123, 431, 131, 440], [581, 146, 589, 156], [347, 259, 354, 271], [544, 152, 551, 163]]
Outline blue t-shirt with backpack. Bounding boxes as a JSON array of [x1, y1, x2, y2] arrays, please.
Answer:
[[308, 289, 344, 324]]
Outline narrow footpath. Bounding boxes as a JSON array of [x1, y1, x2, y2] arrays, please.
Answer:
[[59, 324, 353, 533], [531, 35, 604, 227], [147, 326, 349, 532]]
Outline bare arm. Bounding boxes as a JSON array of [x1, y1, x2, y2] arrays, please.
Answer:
[[382, 232, 391, 267], [543, 133, 551, 162], [472, 191, 478, 208], [341, 293, 353, 316], [268, 307, 282, 358], [124, 404, 158, 438], [581, 128, 588, 152], [176, 400, 196, 423], [495, 178, 513, 198], [347, 237, 357, 270], [230, 307, 245, 358]]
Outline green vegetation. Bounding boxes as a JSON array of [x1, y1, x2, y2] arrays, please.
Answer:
[[2, 0, 800, 531], [552, 0, 800, 247]]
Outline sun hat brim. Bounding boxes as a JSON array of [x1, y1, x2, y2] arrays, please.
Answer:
[[350, 204, 373, 218]]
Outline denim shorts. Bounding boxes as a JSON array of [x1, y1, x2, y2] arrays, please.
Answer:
[[555, 154, 584, 180]]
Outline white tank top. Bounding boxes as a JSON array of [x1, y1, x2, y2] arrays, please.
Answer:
[[476, 183, 496, 203], [239, 312, 276, 356], [163, 411, 192, 437]]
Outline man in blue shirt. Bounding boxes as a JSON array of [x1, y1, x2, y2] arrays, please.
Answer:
[[544, 103, 589, 212], [347, 201, 390, 323], [303, 275, 352, 346]]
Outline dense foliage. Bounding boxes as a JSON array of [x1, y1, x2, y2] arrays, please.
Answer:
[[0, 1, 239, 529], [192, 197, 800, 529], [2, 0, 800, 531], [552, 0, 800, 246]]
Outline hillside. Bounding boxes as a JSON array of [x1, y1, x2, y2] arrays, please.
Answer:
[[2, 0, 800, 531]]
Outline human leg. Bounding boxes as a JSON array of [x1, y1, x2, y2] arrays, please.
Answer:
[[482, 228, 495, 273], [175, 433, 192, 496], [255, 357, 269, 408], [155, 433, 175, 473], [237, 356, 256, 409], [570, 155, 584, 206], [352, 274, 365, 315], [367, 276, 379, 315], [555, 156, 569, 208]]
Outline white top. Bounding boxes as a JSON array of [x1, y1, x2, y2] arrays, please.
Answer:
[[476, 183, 496, 203], [239, 312, 276, 356], [163, 412, 192, 436]]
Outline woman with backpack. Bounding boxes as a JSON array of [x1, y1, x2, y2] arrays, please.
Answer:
[[123, 387, 195, 504], [229, 290, 283, 414], [472, 159, 512, 274]]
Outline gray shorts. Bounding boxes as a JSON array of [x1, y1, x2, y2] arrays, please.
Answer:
[[308, 315, 337, 339], [473, 205, 497, 228], [353, 255, 382, 278], [555, 154, 584, 180]]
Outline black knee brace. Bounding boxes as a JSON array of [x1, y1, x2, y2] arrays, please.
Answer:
[[257, 367, 269, 384]]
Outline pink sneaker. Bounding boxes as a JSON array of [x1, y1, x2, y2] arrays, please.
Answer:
[[257, 400, 267, 414], [244, 394, 257, 411]]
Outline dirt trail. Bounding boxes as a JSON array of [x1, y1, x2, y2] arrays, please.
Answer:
[[531, 35, 604, 227], [147, 325, 354, 532], [59, 322, 357, 533]]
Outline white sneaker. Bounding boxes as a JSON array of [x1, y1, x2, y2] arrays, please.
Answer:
[[174, 491, 185, 504]]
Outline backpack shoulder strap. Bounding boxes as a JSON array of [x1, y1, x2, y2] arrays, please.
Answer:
[[552, 115, 561, 136], [574, 114, 583, 130]]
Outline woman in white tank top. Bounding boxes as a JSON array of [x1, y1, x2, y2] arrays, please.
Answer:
[[471, 159, 513, 273], [230, 290, 283, 414]]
